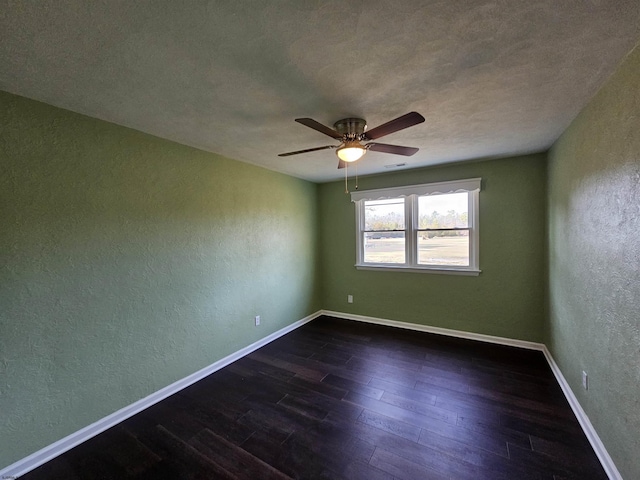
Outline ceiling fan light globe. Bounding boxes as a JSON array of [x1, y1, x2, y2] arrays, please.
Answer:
[[336, 146, 366, 162]]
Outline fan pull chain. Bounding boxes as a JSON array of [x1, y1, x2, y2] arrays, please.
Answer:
[[355, 162, 358, 190], [344, 163, 349, 194]]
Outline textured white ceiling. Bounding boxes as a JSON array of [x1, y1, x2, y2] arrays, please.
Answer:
[[1, 1, 639, 182]]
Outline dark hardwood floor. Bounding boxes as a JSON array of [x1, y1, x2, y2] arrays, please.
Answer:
[[21, 316, 607, 479]]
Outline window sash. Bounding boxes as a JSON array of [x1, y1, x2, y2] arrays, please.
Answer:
[[416, 229, 471, 267], [362, 231, 406, 264]]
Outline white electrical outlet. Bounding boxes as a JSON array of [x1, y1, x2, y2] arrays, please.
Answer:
[[255, 315, 261, 326], [582, 370, 588, 390], [347, 295, 353, 304]]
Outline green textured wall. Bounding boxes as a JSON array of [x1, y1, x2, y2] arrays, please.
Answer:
[[0, 91, 321, 468], [319, 154, 547, 342], [547, 44, 640, 479]]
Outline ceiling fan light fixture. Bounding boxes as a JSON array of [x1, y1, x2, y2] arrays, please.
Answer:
[[336, 142, 366, 162]]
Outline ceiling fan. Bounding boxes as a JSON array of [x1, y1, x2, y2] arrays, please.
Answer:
[[278, 112, 425, 169]]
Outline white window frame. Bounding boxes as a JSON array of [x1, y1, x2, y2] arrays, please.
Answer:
[[352, 178, 481, 276]]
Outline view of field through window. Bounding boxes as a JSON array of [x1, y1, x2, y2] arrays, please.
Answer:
[[364, 193, 469, 265]]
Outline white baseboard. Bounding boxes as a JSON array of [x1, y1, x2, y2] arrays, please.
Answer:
[[323, 310, 621, 480], [3, 310, 621, 480], [0, 310, 322, 479]]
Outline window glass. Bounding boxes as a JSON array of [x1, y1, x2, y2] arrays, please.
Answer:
[[418, 234, 469, 266], [418, 193, 468, 229], [364, 198, 405, 230], [364, 232, 405, 264], [363, 198, 405, 264]]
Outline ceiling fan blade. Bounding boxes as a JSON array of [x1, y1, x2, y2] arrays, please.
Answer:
[[278, 145, 336, 157], [337, 159, 347, 169], [295, 118, 343, 139], [364, 112, 425, 140], [367, 143, 419, 156]]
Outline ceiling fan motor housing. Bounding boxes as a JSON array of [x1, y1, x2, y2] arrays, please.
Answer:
[[333, 118, 367, 140]]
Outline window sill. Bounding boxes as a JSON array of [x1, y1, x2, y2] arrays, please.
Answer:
[[355, 264, 481, 276]]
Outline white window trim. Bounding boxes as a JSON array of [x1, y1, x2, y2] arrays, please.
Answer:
[[352, 178, 481, 275]]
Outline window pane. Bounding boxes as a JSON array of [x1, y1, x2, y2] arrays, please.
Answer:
[[418, 193, 468, 229], [418, 231, 469, 266], [364, 232, 405, 264], [364, 198, 405, 231]]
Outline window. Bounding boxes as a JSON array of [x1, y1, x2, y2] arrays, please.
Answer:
[[351, 178, 481, 275]]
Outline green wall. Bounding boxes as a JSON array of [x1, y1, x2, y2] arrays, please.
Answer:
[[547, 44, 640, 479], [0, 91, 321, 468], [318, 154, 547, 342]]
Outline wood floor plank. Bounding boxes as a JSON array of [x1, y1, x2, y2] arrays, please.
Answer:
[[379, 391, 458, 424], [356, 408, 422, 443], [287, 373, 348, 400], [341, 460, 394, 480], [528, 435, 606, 478], [346, 390, 457, 434], [368, 377, 438, 405], [424, 415, 511, 458], [153, 425, 238, 479], [369, 447, 449, 480], [322, 372, 385, 400], [324, 411, 496, 480], [508, 442, 607, 479], [280, 426, 375, 477], [189, 428, 292, 480], [277, 393, 329, 420], [290, 389, 365, 422], [171, 393, 255, 445], [96, 426, 162, 475], [248, 350, 327, 381], [240, 429, 341, 480], [456, 413, 533, 449]]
